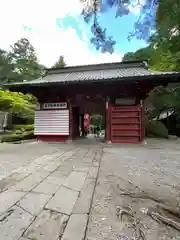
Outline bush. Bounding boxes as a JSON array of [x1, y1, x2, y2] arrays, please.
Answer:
[[146, 120, 168, 138], [1, 130, 36, 143], [15, 130, 23, 135], [1, 134, 22, 142], [22, 130, 35, 140], [24, 125, 34, 131], [15, 124, 34, 132], [12, 112, 34, 125]]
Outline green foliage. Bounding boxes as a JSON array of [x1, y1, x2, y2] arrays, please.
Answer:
[[0, 90, 36, 113], [1, 130, 35, 143], [0, 38, 44, 127], [22, 130, 35, 140], [123, 47, 153, 63], [1, 133, 22, 142], [156, 0, 180, 53], [0, 38, 45, 84], [15, 129, 23, 135], [52, 56, 66, 68], [9, 38, 45, 82], [122, 26, 180, 127], [146, 120, 168, 138], [90, 114, 103, 127], [15, 124, 34, 132], [12, 111, 34, 125], [0, 49, 13, 85], [123, 43, 180, 72], [148, 86, 176, 110], [145, 0, 180, 72]]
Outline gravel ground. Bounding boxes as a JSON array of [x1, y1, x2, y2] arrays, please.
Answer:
[[86, 139, 180, 240]]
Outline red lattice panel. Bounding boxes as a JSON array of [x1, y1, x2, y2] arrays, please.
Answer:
[[109, 105, 143, 144]]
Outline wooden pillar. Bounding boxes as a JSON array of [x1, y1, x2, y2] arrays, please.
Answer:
[[80, 114, 85, 137], [140, 99, 145, 142], [105, 96, 111, 143], [67, 97, 73, 141]]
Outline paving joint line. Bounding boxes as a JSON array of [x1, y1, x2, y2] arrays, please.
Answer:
[[83, 148, 104, 240], [15, 204, 35, 217]]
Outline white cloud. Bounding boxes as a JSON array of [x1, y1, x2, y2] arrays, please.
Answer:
[[30, 27, 122, 66], [128, 0, 146, 15], [0, 0, 122, 67]]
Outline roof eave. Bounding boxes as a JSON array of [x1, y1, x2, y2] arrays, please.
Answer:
[[44, 60, 148, 73], [4, 73, 180, 89]]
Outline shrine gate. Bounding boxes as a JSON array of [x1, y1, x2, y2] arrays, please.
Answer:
[[7, 60, 180, 144]]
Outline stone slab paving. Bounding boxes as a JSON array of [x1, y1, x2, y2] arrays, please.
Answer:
[[12, 170, 50, 192], [32, 175, 66, 195], [87, 166, 99, 179], [63, 171, 88, 191], [0, 189, 26, 214], [17, 192, 52, 216], [0, 142, 69, 180], [61, 214, 88, 240], [24, 210, 69, 240], [50, 169, 71, 178], [0, 206, 34, 240], [2, 139, 180, 239], [42, 161, 61, 173], [0, 142, 102, 240], [45, 186, 79, 215], [73, 177, 96, 214], [0, 172, 30, 192]]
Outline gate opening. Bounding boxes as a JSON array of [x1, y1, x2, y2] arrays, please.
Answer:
[[71, 95, 106, 142]]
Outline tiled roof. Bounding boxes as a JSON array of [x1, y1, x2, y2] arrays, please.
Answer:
[[5, 61, 180, 87]]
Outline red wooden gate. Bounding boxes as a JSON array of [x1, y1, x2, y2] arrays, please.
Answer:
[[109, 104, 143, 143]]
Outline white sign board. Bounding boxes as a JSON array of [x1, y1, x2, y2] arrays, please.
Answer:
[[42, 102, 67, 109], [115, 98, 135, 105]]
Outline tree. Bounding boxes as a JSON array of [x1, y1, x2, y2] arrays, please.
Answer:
[[0, 90, 36, 114], [123, 38, 180, 72], [123, 47, 153, 62], [122, 42, 180, 124], [156, 0, 180, 47], [90, 114, 102, 126], [52, 56, 66, 68], [81, 0, 158, 53], [9, 38, 44, 82], [0, 39, 44, 129], [0, 38, 46, 84], [0, 49, 15, 84]]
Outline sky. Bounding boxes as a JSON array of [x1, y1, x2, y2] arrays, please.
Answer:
[[0, 0, 147, 67]]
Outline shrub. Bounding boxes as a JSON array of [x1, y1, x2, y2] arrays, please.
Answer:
[[22, 130, 35, 140], [24, 125, 34, 131], [1, 130, 36, 143], [146, 120, 168, 138], [15, 130, 23, 135], [1, 134, 22, 142], [15, 124, 34, 132]]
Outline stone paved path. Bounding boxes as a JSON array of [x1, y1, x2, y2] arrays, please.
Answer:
[[1, 139, 180, 239], [0, 141, 102, 240]]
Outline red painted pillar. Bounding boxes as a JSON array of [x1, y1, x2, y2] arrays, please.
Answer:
[[67, 98, 73, 141], [106, 97, 111, 144], [140, 100, 145, 142]]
